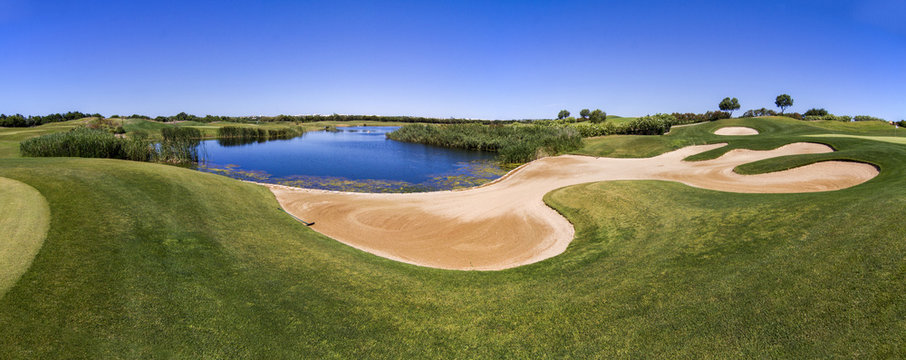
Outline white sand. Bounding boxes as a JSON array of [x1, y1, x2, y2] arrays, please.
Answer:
[[714, 127, 759, 135]]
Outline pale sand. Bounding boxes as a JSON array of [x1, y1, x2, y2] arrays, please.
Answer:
[[714, 127, 759, 135], [269, 143, 877, 271]]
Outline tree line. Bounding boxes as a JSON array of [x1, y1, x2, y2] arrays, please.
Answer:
[[0, 111, 103, 127]]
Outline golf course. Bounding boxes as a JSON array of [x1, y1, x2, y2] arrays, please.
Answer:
[[1, 115, 904, 357]]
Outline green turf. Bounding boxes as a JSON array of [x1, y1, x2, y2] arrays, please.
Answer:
[[0, 177, 49, 297], [0, 116, 904, 357], [805, 134, 906, 145]]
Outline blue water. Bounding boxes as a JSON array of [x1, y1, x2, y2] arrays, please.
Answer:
[[196, 126, 502, 191]]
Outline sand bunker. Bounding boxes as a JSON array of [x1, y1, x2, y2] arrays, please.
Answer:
[[269, 143, 877, 271], [715, 127, 759, 135]]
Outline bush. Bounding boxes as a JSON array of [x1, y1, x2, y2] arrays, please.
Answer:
[[897, 120, 906, 128], [778, 112, 803, 120], [803, 108, 828, 117], [741, 108, 778, 118], [853, 115, 885, 122], [804, 114, 851, 122], [625, 114, 673, 135], [669, 111, 730, 125]]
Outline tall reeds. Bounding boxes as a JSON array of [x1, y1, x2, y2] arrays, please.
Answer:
[[217, 126, 304, 141], [20, 127, 200, 164], [387, 124, 582, 163]]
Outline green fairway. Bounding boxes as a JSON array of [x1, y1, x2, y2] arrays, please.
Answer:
[[0, 177, 50, 297], [805, 133, 906, 145], [0, 116, 904, 357]]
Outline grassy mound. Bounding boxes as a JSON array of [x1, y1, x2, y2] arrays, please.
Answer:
[[0, 116, 903, 357], [0, 177, 49, 298]]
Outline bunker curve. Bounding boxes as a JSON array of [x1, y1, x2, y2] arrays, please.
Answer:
[[714, 127, 759, 135], [269, 143, 878, 271]]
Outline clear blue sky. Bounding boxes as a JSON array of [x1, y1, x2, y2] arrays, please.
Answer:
[[1, 0, 904, 120]]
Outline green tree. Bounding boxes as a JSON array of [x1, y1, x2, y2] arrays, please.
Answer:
[[589, 109, 607, 123], [775, 94, 793, 114], [579, 109, 590, 120], [718, 97, 741, 117], [557, 110, 570, 120]]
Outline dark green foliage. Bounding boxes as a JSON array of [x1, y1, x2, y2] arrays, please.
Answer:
[[579, 109, 590, 119], [804, 108, 828, 117], [670, 111, 730, 125], [573, 114, 675, 137], [557, 110, 571, 120], [742, 108, 778, 117], [589, 109, 606, 123], [853, 115, 885, 122], [804, 114, 852, 121], [387, 124, 582, 163], [624, 114, 673, 135], [718, 97, 741, 116], [775, 94, 793, 113], [897, 120, 905, 127], [0, 111, 97, 127]]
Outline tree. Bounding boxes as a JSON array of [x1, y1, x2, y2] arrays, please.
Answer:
[[718, 97, 740, 117], [579, 109, 590, 120], [589, 109, 606, 123], [557, 110, 570, 120], [775, 94, 793, 114]]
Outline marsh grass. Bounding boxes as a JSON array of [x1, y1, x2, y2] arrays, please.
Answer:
[[217, 125, 305, 141], [19, 127, 202, 164], [387, 124, 582, 163]]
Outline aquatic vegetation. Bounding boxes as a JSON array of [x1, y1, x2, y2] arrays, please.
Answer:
[[19, 127, 156, 160], [20, 126, 201, 164], [387, 124, 583, 163], [197, 159, 506, 193], [217, 125, 305, 141]]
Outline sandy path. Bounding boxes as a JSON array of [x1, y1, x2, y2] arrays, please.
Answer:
[[714, 127, 759, 135], [269, 143, 877, 270]]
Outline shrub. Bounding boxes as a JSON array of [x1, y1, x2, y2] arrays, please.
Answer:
[[780, 112, 803, 120], [804, 108, 828, 117], [625, 114, 673, 135], [804, 114, 851, 121], [853, 115, 885, 122], [669, 111, 729, 125], [741, 108, 778, 118]]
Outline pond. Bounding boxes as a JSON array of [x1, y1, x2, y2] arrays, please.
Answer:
[[196, 126, 507, 192]]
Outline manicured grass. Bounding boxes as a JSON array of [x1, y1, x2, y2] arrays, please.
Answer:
[[0, 116, 904, 357], [0, 177, 49, 297], [805, 134, 906, 145], [0, 119, 87, 158]]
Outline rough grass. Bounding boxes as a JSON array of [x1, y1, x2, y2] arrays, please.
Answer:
[[0, 116, 904, 357], [0, 177, 49, 298]]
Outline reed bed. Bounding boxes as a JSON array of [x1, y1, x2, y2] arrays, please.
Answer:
[[20, 127, 200, 164], [19, 128, 155, 161], [217, 126, 305, 140], [387, 124, 582, 163]]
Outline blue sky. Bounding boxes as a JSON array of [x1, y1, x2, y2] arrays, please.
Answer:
[[1, 0, 904, 120]]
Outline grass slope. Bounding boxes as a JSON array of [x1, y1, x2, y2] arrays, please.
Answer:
[[0, 117, 904, 357], [0, 177, 49, 298]]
